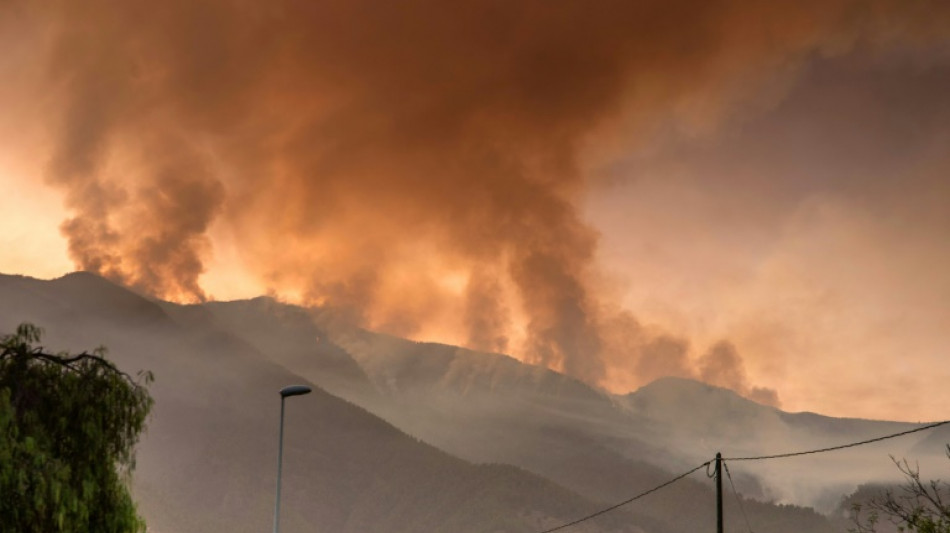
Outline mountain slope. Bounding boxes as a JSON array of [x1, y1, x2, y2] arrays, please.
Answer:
[[4, 272, 942, 532], [621, 376, 917, 458], [194, 295, 850, 531], [161, 297, 376, 400], [199, 293, 945, 519], [0, 272, 644, 533]]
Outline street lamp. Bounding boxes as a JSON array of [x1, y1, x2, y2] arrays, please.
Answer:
[[274, 385, 312, 533]]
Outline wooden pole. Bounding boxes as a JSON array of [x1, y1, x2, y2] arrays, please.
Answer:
[[716, 452, 723, 533]]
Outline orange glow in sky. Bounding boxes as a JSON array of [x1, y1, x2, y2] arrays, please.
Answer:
[[2, 0, 950, 422]]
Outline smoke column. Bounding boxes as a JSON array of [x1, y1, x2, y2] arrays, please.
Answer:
[[3, 0, 948, 398]]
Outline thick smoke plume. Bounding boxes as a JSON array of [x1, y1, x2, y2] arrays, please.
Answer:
[[5, 0, 949, 398]]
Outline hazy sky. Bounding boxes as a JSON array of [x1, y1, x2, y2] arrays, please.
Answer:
[[2, 0, 949, 421]]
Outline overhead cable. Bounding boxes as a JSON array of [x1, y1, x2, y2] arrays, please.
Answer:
[[533, 420, 949, 532], [724, 420, 950, 461], [537, 461, 711, 533], [723, 460, 754, 533]]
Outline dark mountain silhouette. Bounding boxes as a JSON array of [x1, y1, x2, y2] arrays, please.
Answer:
[[1, 271, 943, 532], [621, 376, 918, 459], [197, 287, 942, 520], [161, 297, 376, 400], [0, 272, 644, 533]]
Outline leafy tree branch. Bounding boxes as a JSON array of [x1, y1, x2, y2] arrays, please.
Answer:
[[851, 448, 950, 533], [0, 323, 154, 532]]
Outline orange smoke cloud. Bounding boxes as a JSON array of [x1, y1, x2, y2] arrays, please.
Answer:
[[5, 0, 949, 398]]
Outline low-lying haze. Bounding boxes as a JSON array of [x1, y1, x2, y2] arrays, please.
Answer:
[[1, 0, 949, 420]]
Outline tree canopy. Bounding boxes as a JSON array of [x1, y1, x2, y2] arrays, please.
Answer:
[[0, 323, 153, 532], [851, 450, 950, 533]]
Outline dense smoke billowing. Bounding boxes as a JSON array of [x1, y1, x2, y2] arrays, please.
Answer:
[[4, 0, 949, 399]]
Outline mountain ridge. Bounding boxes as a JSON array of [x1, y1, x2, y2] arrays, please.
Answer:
[[0, 271, 650, 533], [2, 271, 943, 531]]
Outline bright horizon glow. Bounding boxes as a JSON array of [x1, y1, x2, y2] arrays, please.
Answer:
[[1, 171, 946, 423], [0, 157, 72, 279]]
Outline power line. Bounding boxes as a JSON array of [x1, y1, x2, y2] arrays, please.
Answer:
[[537, 461, 711, 533], [723, 460, 754, 533], [724, 420, 950, 461], [533, 420, 949, 532]]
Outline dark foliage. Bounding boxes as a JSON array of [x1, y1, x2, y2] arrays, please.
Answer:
[[0, 323, 153, 532], [851, 449, 950, 533]]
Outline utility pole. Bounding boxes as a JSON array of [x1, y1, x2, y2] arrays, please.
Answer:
[[715, 452, 723, 533]]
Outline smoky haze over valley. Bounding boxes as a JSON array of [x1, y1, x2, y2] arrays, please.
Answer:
[[2, 272, 948, 533], [3, 0, 950, 419]]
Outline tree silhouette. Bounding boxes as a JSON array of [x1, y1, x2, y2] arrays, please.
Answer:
[[851, 449, 950, 533], [0, 323, 153, 532]]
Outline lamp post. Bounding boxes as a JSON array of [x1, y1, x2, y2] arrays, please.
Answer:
[[274, 385, 311, 533]]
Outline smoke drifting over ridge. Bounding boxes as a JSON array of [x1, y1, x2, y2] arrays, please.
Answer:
[[4, 0, 949, 399]]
